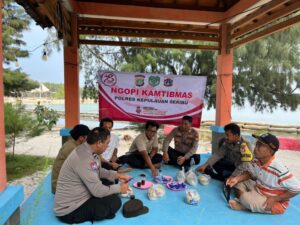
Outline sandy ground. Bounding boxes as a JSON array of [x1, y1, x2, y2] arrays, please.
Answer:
[[6, 125, 300, 199]]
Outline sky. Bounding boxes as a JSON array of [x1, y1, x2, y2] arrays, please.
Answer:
[[17, 22, 85, 85]]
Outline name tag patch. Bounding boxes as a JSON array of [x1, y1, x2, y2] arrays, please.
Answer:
[[90, 161, 99, 171]]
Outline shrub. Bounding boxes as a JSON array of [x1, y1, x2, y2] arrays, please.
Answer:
[[33, 102, 59, 131]]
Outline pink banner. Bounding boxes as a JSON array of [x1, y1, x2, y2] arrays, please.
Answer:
[[98, 71, 207, 127]]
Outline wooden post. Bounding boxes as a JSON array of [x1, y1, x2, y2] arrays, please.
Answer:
[[216, 23, 233, 126], [64, 15, 79, 128], [211, 23, 233, 153], [0, 0, 7, 192]]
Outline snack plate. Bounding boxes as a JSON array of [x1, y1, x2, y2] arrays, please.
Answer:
[[166, 181, 187, 191], [154, 175, 173, 184], [133, 181, 153, 190]]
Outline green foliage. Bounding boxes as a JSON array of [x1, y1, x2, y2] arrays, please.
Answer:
[[33, 102, 59, 130], [3, 68, 39, 97], [27, 122, 46, 138], [2, 0, 38, 96], [80, 26, 300, 112], [2, 0, 31, 64], [6, 153, 54, 181], [42, 82, 65, 98], [233, 26, 300, 112], [4, 102, 33, 158]]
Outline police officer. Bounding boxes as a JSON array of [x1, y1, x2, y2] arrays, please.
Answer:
[[54, 127, 131, 224]]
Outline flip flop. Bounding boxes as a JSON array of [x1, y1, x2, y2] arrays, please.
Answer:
[[223, 184, 231, 202]]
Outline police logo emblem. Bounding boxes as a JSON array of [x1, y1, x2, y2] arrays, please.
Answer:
[[164, 78, 173, 87], [135, 75, 145, 87], [148, 76, 160, 87]]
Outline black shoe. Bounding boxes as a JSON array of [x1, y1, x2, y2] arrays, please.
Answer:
[[204, 167, 226, 182], [223, 183, 231, 202], [183, 165, 190, 172]]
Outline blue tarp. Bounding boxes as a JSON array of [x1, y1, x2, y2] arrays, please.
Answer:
[[21, 154, 300, 225]]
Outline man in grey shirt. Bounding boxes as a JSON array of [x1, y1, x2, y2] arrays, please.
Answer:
[[197, 123, 253, 181], [54, 127, 131, 224]]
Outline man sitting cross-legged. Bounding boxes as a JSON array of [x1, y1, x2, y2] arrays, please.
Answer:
[[162, 116, 200, 171], [54, 127, 131, 224], [197, 123, 253, 182], [226, 133, 300, 214], [122, 121, 163, 177]]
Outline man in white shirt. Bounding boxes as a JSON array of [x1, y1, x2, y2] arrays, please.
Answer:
[[99, 118, 120, 170]]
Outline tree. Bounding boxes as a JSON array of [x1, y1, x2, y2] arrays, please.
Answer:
[[233, 26, 300, 112], [2, 0, 30, 63], [2, 0, 38, 95], [43, 82, 65, 99], [3, 69, 39, 97], [4, 102, 32, 158], [80, 26, 300, 112]]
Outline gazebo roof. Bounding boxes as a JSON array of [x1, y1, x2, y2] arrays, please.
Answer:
[[16, 0, 300, 50]]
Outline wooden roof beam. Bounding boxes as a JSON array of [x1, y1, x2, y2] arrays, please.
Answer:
[[38, 1, 72, 44], [77, 0, 232, 12], [231, 13, 300, 48], [78, 18, 220, 34], [77, 2, 224, 25], [231, 0, 290, 30], [79, 28, 219, 42], [224, 0, 261, 23], [79, 39, 219, 51], [231, 0, 300, 40]]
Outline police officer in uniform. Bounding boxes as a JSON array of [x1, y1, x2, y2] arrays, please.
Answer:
[[54, 127, 131, 224]]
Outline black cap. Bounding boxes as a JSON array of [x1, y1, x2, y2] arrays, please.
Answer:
[[122, 199, 149, 218], [252, 133, 279, 152]]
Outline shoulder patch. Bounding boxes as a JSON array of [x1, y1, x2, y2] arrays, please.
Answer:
[[240, 142, 253, 162], [90, 161, 99, 171]]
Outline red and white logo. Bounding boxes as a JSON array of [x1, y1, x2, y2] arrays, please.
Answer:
[[100, 72, 117, 87]]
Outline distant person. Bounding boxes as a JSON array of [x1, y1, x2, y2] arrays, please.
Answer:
[[122, 121, 162, 177], [51, 124, 90, 194], [226, 133, 300, 214], [54, 127, 131, 224], [162, 116, 200, 171], [197, 123, 253, 181], [99, 118, 120, 170]]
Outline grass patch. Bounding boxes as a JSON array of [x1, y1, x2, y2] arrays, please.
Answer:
[[6, 153, 54, 182]]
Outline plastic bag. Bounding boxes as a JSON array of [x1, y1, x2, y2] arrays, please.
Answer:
[[176, 167, 185, 182], [186, 188, 200, 205], [148, 184, 166, 200], [185, 169, 197, 186], [198, 174, 211, 185], [120, 187, 134, 198]]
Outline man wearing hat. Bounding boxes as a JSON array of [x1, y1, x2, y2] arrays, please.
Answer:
[[226, 133, 300, 214], [52, 124, 90, 193]]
